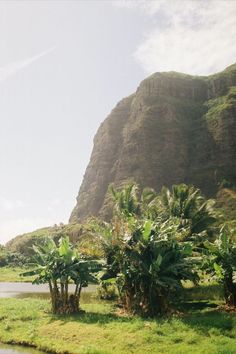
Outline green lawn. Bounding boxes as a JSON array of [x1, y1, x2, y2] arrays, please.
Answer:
[[0, 297, 236, 354], [0, 267, 35, 282]]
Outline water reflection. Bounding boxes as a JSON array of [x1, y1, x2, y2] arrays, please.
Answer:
[[16, 290, 101, 304], [0, 282, 100, 303]]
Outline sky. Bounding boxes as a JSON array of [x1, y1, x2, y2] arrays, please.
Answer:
[[0, 0, 236, 244]]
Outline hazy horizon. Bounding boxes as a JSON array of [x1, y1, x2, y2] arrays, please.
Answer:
[[1, 0, 236, 244]]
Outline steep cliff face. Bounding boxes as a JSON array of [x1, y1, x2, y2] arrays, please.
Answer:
[[70, 65, 236, 223]]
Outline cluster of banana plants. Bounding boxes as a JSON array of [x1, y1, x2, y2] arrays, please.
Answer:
[[22, 237, 102, 314], [101, 217, 199, 316], [97, 182, 217, 316], [97, 182, 236, 316]]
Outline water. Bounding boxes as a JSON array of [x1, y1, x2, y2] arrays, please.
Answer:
[[0, 282, 98, 303], [0, 343, 44, 354]]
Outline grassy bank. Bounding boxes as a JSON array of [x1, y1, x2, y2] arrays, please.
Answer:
[[0, 267, 35, 282], [0, 297, 236, 354]]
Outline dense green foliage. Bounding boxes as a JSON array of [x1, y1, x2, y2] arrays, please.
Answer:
[[103, 217, 198, 316], [205, 86, 236, 124], [0, 246, 26, 267], [159, 184, 216, 234], [95, 183, 217, 316], [204, 226, 236, 306], [94, 183, 236, 315]]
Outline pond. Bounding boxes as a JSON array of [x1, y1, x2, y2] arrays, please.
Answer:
[[0, 343, 44, 354], [0, 282, 98, 303]]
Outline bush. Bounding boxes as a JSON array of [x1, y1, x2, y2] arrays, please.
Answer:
[[97, 280, 118, 300]]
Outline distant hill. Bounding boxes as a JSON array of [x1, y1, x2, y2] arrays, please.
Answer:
[[5, 223, 83, 257], [70, 64, 236, 222]]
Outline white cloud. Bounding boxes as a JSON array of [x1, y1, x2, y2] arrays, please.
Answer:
[[116, 0, 236, 75], [0, 46, 55, 82]]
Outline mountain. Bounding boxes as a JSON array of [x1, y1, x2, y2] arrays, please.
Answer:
[[70, 64, 236, 223]]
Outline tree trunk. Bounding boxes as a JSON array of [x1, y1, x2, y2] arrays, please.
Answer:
[[146, 286, 169, 317], [224, 274, 236, 307], [155, 294, 169, 315], [49, 280, 80, 315]]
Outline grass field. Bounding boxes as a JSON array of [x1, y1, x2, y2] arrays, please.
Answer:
[[0, 267, 35, 282], [0, 297, 236, 354], [0, 268, 232, 353]]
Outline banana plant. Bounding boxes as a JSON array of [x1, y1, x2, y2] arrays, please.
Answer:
[[204, 225, 236, 306], [95, 183, 216, 316], [22, 236, 102, 314], [100, 216, 198, 316]]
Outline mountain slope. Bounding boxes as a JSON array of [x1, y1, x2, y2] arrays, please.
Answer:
[[70, 65, 236, 222]]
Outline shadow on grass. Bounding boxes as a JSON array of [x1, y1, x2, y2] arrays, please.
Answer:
[[181, 310, 235, 333], [48, 308, 133, 325], [177, 300, 218, 311], [46, 297, 236, 337], [173, 299, 236, 336], [183, 283, 224, 301]]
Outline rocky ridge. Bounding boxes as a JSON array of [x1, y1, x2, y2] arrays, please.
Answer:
[[70, 64, 236, 222]]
